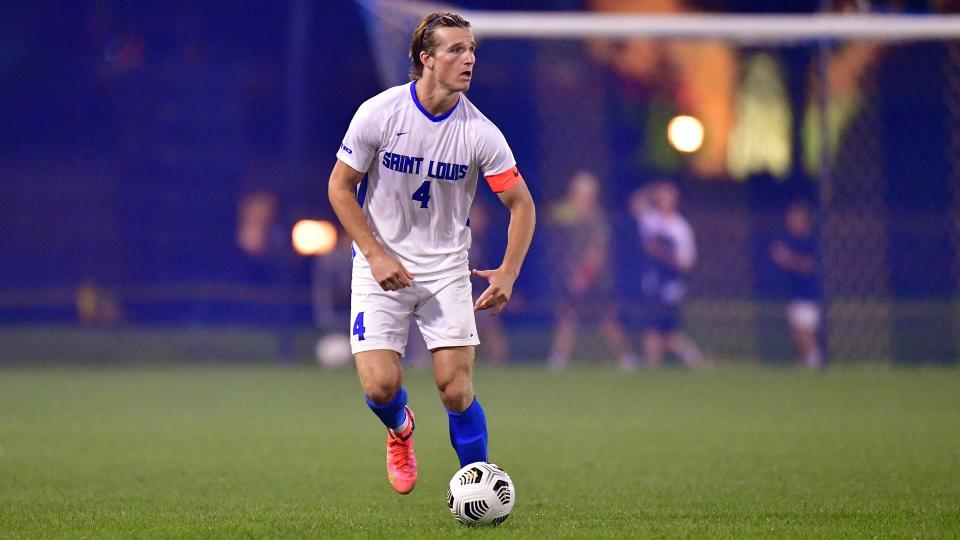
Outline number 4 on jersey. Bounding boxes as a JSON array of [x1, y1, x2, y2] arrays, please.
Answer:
[[353, 312, 366, 341], [412, 180, 431, 208]]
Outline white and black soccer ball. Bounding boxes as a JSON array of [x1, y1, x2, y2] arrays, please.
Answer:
[[447, 462, 514, 525]]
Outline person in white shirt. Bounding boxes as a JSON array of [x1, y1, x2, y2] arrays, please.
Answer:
[[630, 180, 706, 368], [327, 12, 535, 496]]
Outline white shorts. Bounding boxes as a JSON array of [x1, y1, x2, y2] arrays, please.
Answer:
[[349, 272, 480, 356], [787, 300, 821, 331]]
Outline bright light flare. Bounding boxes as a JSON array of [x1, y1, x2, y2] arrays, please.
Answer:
[[667, 115, 705, 153], [292, 219, 337, 256]]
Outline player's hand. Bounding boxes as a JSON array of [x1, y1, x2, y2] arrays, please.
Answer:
[[644, 237, 668, 259], [770, 241, 790, 266], [368, 251, 413, 291], [472, 268, 516, 316]]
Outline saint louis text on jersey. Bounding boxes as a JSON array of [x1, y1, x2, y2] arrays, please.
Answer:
[[381, 151, 468, 181]]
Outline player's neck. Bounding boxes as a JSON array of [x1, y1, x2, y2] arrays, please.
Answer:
[[414, 78, 460, 117]]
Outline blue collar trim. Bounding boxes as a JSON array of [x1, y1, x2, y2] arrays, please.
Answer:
[[410, 80, 459, 122]]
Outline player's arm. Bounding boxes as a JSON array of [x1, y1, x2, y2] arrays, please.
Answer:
[[644, 237, 683, 271], [327, 159, 413, 291], [648, 218, 697, 274], [473, 179, 535, 316], [770, 241, 816, 274]]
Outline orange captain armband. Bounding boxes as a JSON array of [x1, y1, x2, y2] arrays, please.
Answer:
[[484, 166, 523, 193]]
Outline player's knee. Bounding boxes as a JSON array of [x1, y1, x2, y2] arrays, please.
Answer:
[[363, 380, 401, 405], [437, 374, 473, 412]]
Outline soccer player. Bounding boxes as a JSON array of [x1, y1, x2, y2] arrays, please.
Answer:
[[630, 180, 705, 368], [770, 200, 823, 368], [327, 12, 536, 495]]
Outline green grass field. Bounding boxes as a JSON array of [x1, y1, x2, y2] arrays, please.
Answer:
[[1, 364, 958, 538]]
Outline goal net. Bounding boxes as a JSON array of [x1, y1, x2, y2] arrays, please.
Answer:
[[355, 0, 960, 365]]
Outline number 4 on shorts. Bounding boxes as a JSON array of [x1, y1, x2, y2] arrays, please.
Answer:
[[352, 312, 366, 341]]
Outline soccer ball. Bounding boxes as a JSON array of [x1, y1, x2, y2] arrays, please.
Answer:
[[314, 333, 352, 368], [446, 462, 514, 525]]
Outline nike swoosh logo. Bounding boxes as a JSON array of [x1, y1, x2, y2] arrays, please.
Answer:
[[396, 132, 409, 137]]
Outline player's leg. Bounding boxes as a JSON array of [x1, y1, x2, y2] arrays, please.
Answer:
[[656, 302, 706, 367], [642, 299, 670, 367], [547, 303, 577, 370], [414, 274, 486, 466], [666, 332, 706, 367], [432, 345, 488, 466], [791, 326, 821, 368], [598, 311, 639, 370], [350, 275, 418, 493], [432, 346, 475, 411], [355, 349, 406, 428], [663, 303, 706, 367], [643, 330, 666, 367], [354, 349, 418, 494], [787, 300, 823, 368]]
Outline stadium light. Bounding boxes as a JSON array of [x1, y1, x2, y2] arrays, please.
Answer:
[[292, 219, 338, 256], [667, 115, 704, 154]]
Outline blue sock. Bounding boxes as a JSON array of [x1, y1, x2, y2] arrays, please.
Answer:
[[447, 398, 488, 466], [365, 386, 408, 431]]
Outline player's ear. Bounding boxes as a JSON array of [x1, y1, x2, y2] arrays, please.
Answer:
[[420, 51, 432, 71]]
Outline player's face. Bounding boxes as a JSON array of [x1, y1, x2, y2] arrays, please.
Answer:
[[427, 27, 476, 92], [570, 174, 599, 214], [786, 205, 813, 236], [651, 184, 678, 213]]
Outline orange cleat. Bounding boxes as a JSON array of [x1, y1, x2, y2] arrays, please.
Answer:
[[386, 406, 417, 494]]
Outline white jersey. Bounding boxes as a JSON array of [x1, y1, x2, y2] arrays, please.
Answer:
[[638, 209, 696, 305], [336, 81, 520, 281], [638, 209, 696, 270]]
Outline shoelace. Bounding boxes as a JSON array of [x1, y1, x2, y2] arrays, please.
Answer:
[[388, 437, 411, 468]]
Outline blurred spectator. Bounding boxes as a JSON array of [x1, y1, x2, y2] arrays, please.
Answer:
[[547, 171, 640, 371], [770, 200, 823, 369], [236, 190, 287, 284], [237, 191, 278, 257], [469, 201, 511, 364], [631, 180, 706, 368], [76, 279, 122, 325]]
